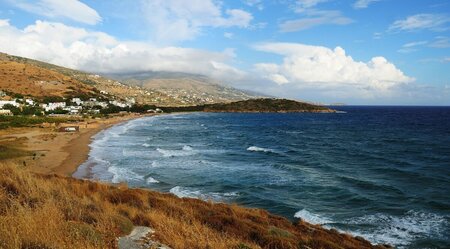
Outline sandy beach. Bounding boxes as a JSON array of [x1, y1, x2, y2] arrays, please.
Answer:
[[0, 113, 151, 176]]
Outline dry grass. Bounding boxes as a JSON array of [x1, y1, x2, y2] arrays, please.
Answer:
[[0, 162, 389, 249], [0, 61, 95, 98]]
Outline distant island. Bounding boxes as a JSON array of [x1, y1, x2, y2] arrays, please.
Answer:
[[161, 98, 336, 113]]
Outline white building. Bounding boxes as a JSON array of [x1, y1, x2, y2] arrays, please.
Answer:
[[97, 102, 108, 108], [44, 102, 66, 112], [109, 100, 129, 108], [72, 98, 83, 106], [0, 100, 19, 108], [64, 106, 82, 114], [25, 99, 34, 105]]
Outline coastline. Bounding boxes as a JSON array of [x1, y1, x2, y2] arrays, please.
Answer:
[[0, 112, 391, 248], [0, 113, 155, 176]]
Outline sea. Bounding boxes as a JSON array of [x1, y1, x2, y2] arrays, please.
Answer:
[[74, 106, 450, 249]]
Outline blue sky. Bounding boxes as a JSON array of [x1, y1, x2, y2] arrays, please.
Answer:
[[0, 0, 449, 105]]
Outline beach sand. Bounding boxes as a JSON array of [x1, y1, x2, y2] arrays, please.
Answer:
[[0, 114, 150, 176]]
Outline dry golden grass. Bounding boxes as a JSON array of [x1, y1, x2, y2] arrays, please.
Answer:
[[0, 162, 390, 249], [0, 61, 95, 98]]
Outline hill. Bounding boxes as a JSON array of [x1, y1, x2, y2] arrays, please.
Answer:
[[0, 53, 258, 106], [0, 52, 182, 105], [0, 54, 97, 99], [204, 98, 335, 113], [160, 98, 335, 113], [107, 71, 258, 106], [0, 162, 386, 249]]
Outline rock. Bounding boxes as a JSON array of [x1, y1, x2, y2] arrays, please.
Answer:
[[118, 226, 171, 249]]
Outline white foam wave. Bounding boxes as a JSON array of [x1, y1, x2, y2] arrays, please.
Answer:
[[346, 211, 449, 248], [294, 209, 332, 225], [169, 186, 238, 202], [183, 145, 193, 151], [108, 166, 144, 183], [146, 177, 160, 184], [247, 146, 275, 153], [142, 143, 151, 147], [156, 146, 196, 157]]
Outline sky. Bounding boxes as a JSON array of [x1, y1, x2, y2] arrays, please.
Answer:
[[0, 0, 449, 105]]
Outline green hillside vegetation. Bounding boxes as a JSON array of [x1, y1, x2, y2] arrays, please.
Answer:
[[161, 98, 335, 113]]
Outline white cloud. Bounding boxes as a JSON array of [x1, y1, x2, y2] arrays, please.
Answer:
[[429, 36, 450, 48], [253, 42, 413, 93], [280, 1, 352, 32], [0, 19, 10, 27], [389, 14, 450, 32], [0, 20, 246, 81], [353, 0, 380, 9], [280, 9, 352, 32], [403, 41, 428, 48], [140, 0, 253, 43], [296, 0, 329, 11], [6, 0, 101, 25], [397, 41, 428, 53]]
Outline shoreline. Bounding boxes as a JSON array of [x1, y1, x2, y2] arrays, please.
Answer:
[[0, 113, 156, 176], [0, 112, 389, 248]]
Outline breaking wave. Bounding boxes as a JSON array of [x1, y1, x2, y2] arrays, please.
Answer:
[[169, 186, 238, 202], [247, 146, 275, 153], [294, 209, 333, 225]]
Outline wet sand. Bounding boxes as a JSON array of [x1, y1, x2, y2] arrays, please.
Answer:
[[0, 114, 151, 176]]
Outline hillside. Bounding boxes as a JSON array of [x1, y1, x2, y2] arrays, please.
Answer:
[[0, 52, 182, 105], [0, 55, 97, 99], [0, 162, 387, 249], [107, 71, 258, 106], [160, 98, 335, 113], [1, 53, 258, 106], [204, 98, 335, 113]]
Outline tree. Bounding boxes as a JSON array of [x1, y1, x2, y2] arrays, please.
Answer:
[[2, 104, 20, 115]]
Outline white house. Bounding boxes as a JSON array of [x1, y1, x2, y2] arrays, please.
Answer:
[[0, 100, 19, 108], [64, 105, 82, 114], [72, 98, 83, 106], [44, 102, 66, 112], [25, 99, 34, 105], [109, 100, 129, 108]]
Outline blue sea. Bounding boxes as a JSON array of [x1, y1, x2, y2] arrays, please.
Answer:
[[74, 106, 450, 248]]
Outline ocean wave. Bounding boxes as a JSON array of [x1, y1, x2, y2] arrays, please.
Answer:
[[169, 186, 238, 202], [247, 146, 275, 153], [108, 166, 144, 184], [294, 209, 333, 225], [346, 211, 449, 248], [156, 145, 196, 157], [142, 143, 151, 147], [146, 176, 160, 184]]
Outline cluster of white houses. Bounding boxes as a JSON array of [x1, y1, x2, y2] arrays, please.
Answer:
[[0, 93, 136, 116]]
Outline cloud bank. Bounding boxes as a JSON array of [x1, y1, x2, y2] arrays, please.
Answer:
[[253, 43, 413, 93], [0, 19, 245, 81]]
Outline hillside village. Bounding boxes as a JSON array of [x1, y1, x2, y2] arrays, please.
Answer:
[[0, 90, 162, 117]]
